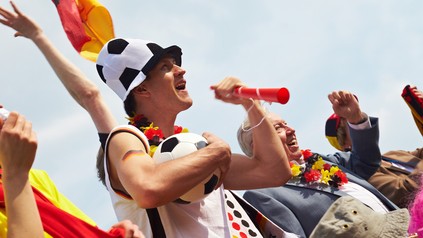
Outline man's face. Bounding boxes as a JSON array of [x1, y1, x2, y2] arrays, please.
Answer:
[[142, 55, 192, 111], [269, 112, 303, 162]]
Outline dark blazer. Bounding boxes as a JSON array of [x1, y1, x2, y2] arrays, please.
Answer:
[[243, 117, 399, 238]]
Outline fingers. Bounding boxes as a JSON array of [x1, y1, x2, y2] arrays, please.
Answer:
[[0, 6, 13, 20], [328, 90, 355, 106], [1, 112, 36, 148], [211, 76, 245, 99], [201, 131, 230, 189], [2, 111, 18, 130], [132, 225, 145, 238], [23, 116, 36, 146], [201, 131, 213, 143], [111, 220, 145, 238], [10, 1, 22, 16], [215, 166, 228, 189]]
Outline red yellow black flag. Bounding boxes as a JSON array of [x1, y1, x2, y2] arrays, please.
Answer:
[[52, 0, 115, 62]]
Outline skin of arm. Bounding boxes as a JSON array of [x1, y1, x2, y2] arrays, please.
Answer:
[[107, 76, 290, 208], [0, 1, 117, 133], [107, 128, 231, 208], [210, 77, 292, 190], [0, 112, 44, 238]]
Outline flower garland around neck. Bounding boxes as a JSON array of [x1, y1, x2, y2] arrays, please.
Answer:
[[127, 114, 188, 156], [290, 149, 348, 188]]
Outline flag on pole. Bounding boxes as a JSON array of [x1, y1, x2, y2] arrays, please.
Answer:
[[52, 0, 115, 62]]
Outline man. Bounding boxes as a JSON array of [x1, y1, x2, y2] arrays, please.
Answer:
[[239, 91, 399, 238], [95, 38, 293, 237], [2, 3, 294, 237], [324, 85, 423, 208]]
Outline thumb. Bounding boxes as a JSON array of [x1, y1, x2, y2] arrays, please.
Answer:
[[14, 32, 23, 37]]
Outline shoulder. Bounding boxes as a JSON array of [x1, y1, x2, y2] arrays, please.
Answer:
[[106, 125, 150, 154]]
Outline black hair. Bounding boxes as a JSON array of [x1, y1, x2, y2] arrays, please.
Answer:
[[124, 91, 136, 117]]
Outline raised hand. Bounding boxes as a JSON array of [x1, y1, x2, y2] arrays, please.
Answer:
[[0, 1, 42, 39], [0, 111, 37, 176], [328, 90, 366, 124], [210, 76, 248, 105]]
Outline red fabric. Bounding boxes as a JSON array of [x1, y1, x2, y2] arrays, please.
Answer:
[[0, 171, 126, 237], [52, 0, 90, 52]]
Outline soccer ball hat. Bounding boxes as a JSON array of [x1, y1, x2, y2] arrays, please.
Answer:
[[96, 38, 182, 101]]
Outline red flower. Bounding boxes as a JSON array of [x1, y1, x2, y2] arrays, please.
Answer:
[[144, 128, 164, 140], [304, 169, 321, 182], [301, 149, 313, 161], [323, 163, 332, 171], [174, 125, 183, 134], [335, 170, 348, 184]]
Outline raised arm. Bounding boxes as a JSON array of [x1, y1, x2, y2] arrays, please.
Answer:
[[0, 1, 117, 133], [328, 90, 381, 178], [0, 112, 43, 238], [210, 76, 291, 190]]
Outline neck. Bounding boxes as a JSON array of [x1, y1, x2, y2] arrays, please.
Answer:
[[136, 110, 178, 138], [149, 115, 178, 138]]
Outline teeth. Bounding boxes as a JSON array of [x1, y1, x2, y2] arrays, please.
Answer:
[[175, 82, 186, 90], [287, 139, 297, 146]]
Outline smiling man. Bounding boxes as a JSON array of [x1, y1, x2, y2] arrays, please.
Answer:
[[95, 38, 293, 238], [239, 91, 402, 238]]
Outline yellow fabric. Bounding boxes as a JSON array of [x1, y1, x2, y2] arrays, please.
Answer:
[[0, 169, 96, 237], [77, 0, 115, 62], [326, 135, 343, 151]]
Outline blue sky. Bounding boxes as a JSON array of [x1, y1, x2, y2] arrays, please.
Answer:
[[1, 0, 423, 229]]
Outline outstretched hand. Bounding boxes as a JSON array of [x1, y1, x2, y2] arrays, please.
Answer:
[[328, 90, 365, 124], [0, 1, 42, 39]]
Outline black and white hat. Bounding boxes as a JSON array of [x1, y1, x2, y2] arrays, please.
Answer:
[[96, 38, 182, 101]]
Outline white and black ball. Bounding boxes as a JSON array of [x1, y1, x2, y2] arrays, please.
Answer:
[[153, 133, 220, 204]]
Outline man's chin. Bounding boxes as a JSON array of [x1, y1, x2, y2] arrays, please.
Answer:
[[289, 153, 304, 163]]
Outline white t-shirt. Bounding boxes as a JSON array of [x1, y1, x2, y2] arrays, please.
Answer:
[[103, 125, 264, 237]]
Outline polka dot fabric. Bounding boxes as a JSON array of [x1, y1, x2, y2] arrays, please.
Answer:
[[224, 191, 261, 238]]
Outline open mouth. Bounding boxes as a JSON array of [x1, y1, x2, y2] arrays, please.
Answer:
[[286, 138, 297, 146], [287, 139, 297, 146], [175, 81, 186, 90]]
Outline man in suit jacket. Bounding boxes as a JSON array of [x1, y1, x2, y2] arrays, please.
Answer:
[[325, 85, 423, 208], [238, 90, 399, 238]]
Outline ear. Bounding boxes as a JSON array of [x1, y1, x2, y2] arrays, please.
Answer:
[[133, 85, 150, 97]]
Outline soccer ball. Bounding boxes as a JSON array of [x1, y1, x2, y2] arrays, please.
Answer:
[[153, 133, 220, 204]]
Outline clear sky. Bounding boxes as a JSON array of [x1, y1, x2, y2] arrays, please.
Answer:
[[1, 0, 423, 229]]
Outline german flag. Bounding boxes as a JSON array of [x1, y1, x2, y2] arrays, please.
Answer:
[[52, 0, 115, 62]]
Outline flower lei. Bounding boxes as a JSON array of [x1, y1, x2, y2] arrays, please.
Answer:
[[290, 149, 348, 188], [127, 114, 188, 156]]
